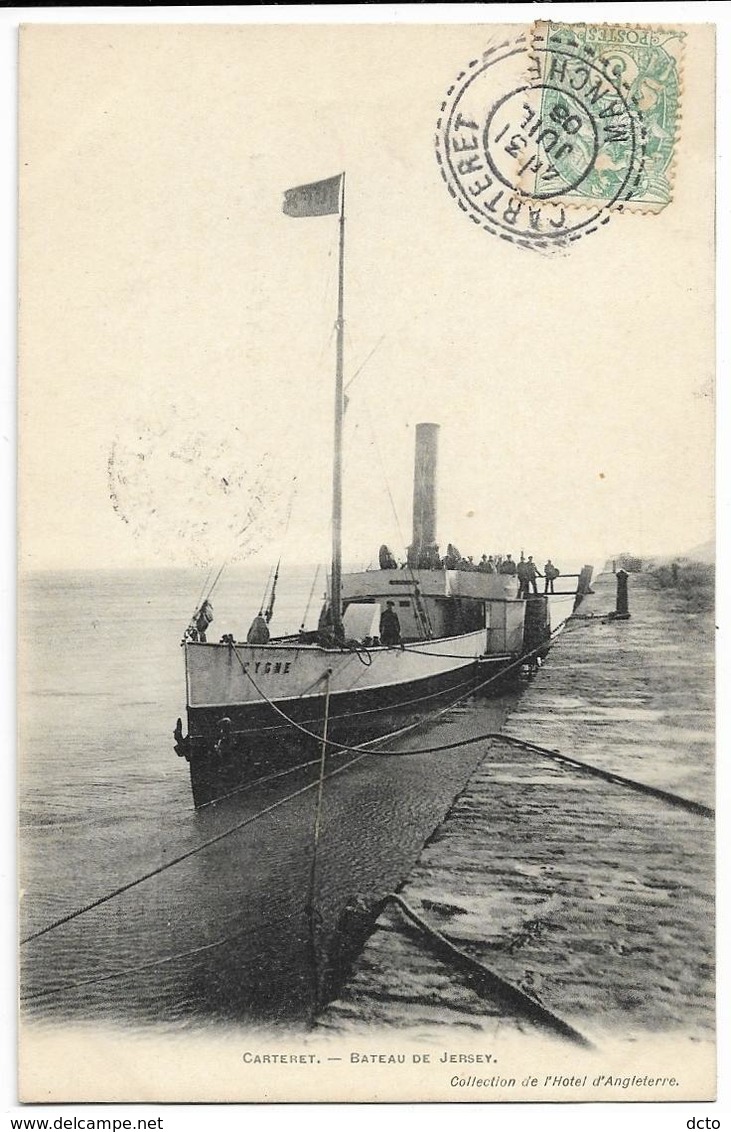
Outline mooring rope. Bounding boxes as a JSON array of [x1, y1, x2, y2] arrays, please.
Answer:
[[24, 610, 708, 950], [498, 736, 714, 819], [231, 655, 713, 818], [216, 659, 484, 742], [387, 893, 593, 1049], [22, 636, 519, 950], [20, 746, 373, 948], [231, 632, 549, 754], [20, 910, 292, 1003]]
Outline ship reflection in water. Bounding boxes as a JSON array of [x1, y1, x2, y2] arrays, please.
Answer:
[[19, 569, 579, 1028]]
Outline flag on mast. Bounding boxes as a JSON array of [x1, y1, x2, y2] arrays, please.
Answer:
[[282, 174, 342, 218]]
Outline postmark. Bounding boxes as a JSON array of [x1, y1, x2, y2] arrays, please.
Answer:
[[107, 407, 291, 567], [436, 25, 683, 251]]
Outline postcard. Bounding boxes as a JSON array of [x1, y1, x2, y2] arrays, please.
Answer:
[[16, 14, 716, 1107]]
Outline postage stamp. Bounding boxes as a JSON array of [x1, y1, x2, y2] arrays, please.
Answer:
[[532, 22, 684, 212], [435, 23, 684, 251]]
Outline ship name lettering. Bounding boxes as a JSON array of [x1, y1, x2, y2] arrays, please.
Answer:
[[253, 660, 291, 675]]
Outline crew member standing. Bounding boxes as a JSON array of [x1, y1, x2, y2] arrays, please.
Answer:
[[195, 599, 214, 642], [526, 555, 541, 595], [516, 554, 528, 598], [544, 560, 559, 593], [247, 612, 271, 643], [379, 600, 402, 647]]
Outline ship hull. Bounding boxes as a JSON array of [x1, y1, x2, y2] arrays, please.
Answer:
[[181, 631, 515, 807]]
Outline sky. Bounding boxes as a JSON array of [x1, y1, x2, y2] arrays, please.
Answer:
[[18, 21, 715, 574]]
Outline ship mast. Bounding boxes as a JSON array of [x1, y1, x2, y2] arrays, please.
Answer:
[[331, 174, 346, 639]]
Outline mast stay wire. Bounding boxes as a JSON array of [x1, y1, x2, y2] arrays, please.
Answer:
[[193, 566, 212, 611], [300, 563, 322, 631], [344, 334, 386, 395]]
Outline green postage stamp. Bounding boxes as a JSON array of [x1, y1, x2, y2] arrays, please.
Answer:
[[530, 21, 684, 211]]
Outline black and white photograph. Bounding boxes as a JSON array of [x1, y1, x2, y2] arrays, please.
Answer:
[[11, 7, 721, 1109]]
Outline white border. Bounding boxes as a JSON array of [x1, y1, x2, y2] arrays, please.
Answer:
[[3, 7, 728, 1132]]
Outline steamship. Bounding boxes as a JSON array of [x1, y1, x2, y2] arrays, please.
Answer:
[[174, 175, 550, 807]]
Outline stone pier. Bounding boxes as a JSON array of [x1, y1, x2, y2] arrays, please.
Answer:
[[318, 571, 715, 1044]]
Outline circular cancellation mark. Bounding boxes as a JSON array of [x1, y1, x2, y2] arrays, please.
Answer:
[[435, 30, 648, 251]]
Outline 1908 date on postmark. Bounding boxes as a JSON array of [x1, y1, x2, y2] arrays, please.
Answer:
[[435, 23, 684, 252]]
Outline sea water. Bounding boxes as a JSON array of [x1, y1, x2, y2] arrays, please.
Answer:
[[18, 565, 580, 1029]]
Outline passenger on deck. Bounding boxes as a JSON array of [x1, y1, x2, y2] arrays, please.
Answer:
[[516, 555, 529, 598], [379, 544, 398, 570], [526, 555, 541, 594], [379, 600, 402, 647], [247, 612, 271, 644], [499, 554, 517, 575], [443, 543, 460, 570], [544, 560, 560, 593], [417, 544, 440, 569], [426, 544, 441, 569], [195, 599, 214, 642]]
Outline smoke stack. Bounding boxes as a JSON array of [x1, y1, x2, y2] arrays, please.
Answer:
[[408, 422, 439, 568]]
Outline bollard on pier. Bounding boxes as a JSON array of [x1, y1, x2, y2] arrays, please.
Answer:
[[609, 568, 631, 620]]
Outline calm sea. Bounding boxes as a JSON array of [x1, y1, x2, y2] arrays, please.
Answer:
[[18, 565, 580, 1031]]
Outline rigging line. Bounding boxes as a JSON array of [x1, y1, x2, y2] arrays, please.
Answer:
[[344, 334, 386, 394], [401, 646, 512, 660], [196, 755, 325, 811], [283, 475, 298, 535], [193, 566, 213, 613], [20, 745, 374, 949], [21, 939, 235, 1002], [21, 911, 296, 1003], [206, 561, 227, 601], [300, 564, 322, 631], [259, 563, 275, 614]]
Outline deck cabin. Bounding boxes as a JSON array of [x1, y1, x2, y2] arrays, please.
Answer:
[[339, 568, 526, 655]]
